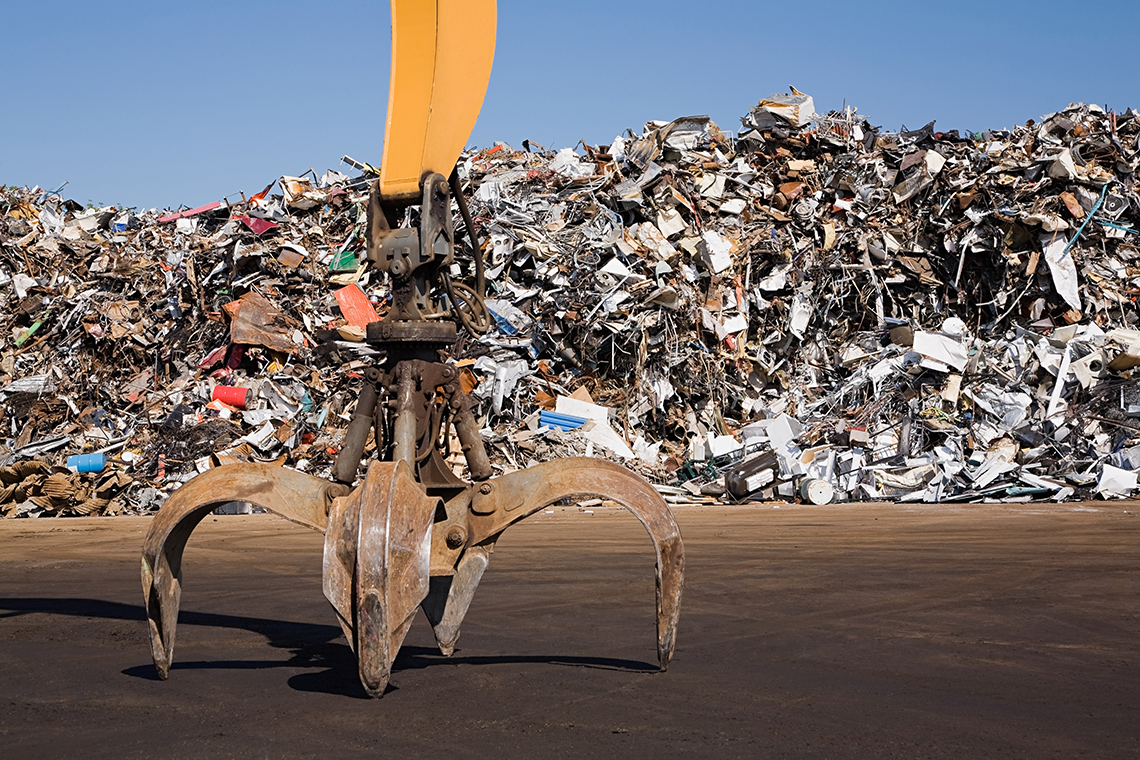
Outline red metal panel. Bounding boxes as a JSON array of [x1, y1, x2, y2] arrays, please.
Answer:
[[335, 284, 380, 328]]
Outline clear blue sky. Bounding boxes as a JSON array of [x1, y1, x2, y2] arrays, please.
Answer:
[[3, 1, 1138, 210]]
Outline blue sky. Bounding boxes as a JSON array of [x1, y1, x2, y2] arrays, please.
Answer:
[[2, 0, 1138, 210]]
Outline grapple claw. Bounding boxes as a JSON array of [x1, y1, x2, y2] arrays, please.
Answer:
[[323, 461, 440, 697], [421, 545, 490, 655], [140, 456, 683, 693], [139, 0, 686, 702], [466, 458, 685, 670], [140, 463, 349, 679]]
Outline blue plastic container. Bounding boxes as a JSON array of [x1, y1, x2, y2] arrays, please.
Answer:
[[538, 410, 588, 431], [67, 452, 107, 473]]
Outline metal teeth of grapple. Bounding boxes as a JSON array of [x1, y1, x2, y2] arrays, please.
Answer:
[[141, 458, 683, 697]]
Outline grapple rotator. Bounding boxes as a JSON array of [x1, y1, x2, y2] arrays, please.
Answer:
[[141, 0, 684, 697]]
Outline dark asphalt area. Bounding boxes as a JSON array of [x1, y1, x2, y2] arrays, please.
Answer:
[[1, 502, 1138, 759]]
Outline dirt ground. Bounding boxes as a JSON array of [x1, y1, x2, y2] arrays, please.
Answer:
[[1, 501, 1138, 759]]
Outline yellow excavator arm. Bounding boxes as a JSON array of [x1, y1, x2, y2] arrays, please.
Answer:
[[379, 0, 497, 201]]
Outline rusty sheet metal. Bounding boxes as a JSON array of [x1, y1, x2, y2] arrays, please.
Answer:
[[140, 463, 349, 679], [222, 291, 299, 354], [334, 283, 380, 329]]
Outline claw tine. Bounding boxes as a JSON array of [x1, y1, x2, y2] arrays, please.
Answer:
[[653, 533, 684, 669], [346, 461, 439, 697], [422, 545, 490, 655], [467, 458, 685, 670], [140, 464, 348, 679], [140, 551, 177, 679]]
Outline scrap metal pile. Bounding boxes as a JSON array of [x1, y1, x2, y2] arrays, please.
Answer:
[[3, 91, 1140, 517]]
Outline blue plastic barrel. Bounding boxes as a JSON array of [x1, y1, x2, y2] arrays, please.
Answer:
[[67, 452, 107, 473]]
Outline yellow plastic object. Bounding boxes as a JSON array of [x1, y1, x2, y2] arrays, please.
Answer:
[[380, 0, 497, 201]]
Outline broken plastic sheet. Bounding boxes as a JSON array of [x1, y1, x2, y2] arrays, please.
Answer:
[[1096, 465, 1138, 498], [1041, 233, 1082, 312], [552, 396, 633, 458], [912, 331, 969, 373]]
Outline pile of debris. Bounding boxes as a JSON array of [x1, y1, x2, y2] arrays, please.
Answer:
[[3, 91, 1139, 517]]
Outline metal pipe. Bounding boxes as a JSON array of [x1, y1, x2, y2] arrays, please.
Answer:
[[453, 400, 492, 481], [449, 167, 484, 296], [333, 377, 379, 484], [392, 367, 419, 469]]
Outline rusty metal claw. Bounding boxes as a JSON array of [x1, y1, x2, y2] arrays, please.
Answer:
[[141, 455, 684, 694], [140, 463, 350, 679], [466, 458, 685, 670], [322, 460, 440, 697]]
